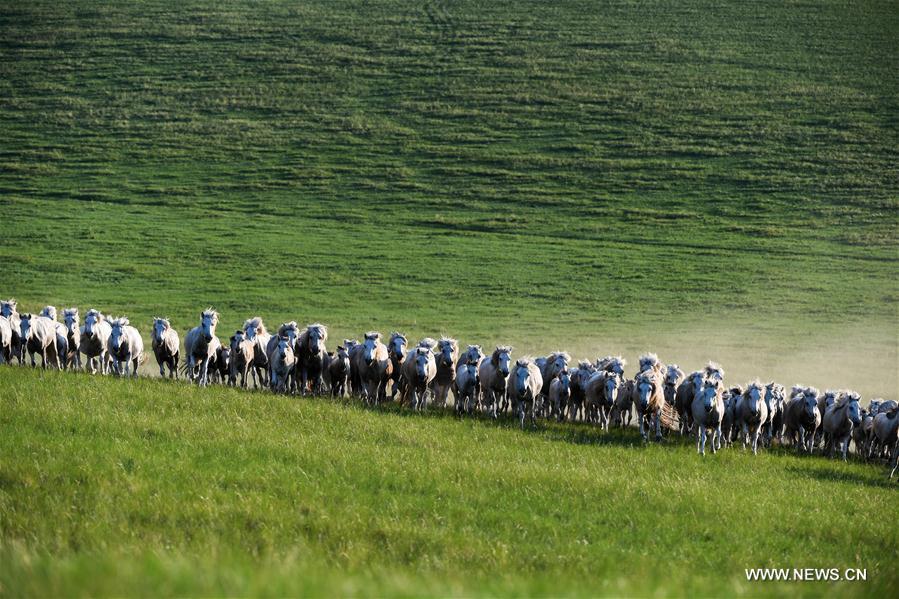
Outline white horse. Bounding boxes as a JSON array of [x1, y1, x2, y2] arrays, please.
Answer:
[[736, 380, 769, 455], [509, 358, 543, 429], [108, 317, 143, 377], [871, 407, 899, 478], [549, 369, 572, 423], [536, 351, 570, 417], [0, 299, 23, 363], [152, 317, 180, 378], [226, 330, 253, 388], [0, 316, 12, 364], [478, 346, 512, 419], [39, 306, 69, 369], [351, 331, 392, 405], [823, 391, 863, 461], [402, 344, 437, 411], [692, 377, 725, 455], [762, 383, 786, 446], [80, 309, 112, 374], [242, 317, 271, 389], [270, 336, 296, 393], [267, 322, 300, 392], [19, 313, 60, 369], [184, 309, 220, 386], [784, 386, 821, 454], [634, 368, 665, 442], [455, 359, 480, 415], [62, 308, 82, 370]]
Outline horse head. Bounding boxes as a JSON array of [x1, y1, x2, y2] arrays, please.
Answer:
[[513, 359, 532, 398], [200, 309, 218, 343], [153, 318, 170, 343], [19, 313, 33, 339], [697, 377, 721, 413], [0, 299, 16, 319], [437, 338, 456, 368], [306, 323, 327, 354], [83, 310, 103, 339], [389, 332, 407, 361], [110, 317, 129, 351], [493, 346, 512, 377], [603, 371, 621, 405], [363, 331, 381, 366], [63, 308, 79, 336], [413, 347, 431, 382]]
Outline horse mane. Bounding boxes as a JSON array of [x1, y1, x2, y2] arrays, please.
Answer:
[[201, 308, 219, 323], [836, 390, 860, 406], [418, 337, 438, 350], [40, 306, 58, 321], [364, 331, 381, 341], [491, 345, 512, 365], [745, 380, 764, 394], [110, 316, 130, 328], [666, 364, 684, 380], [243, 317, 268, 335], [597, 355, 626, 373], [704, 361, 725, 380], [635, 369, 656, 384], [86, 309, 104, 321], [638, 353, 661, 372], [549, 350, 571, 363], [63, 308, 79, 317], [389, 332, 407, 344], [516, 357, 534, 368], [278, 321, 299, 336], [306, 323, 328, 341], [438, 337, 458, 351], [578, 359, 593, 370]]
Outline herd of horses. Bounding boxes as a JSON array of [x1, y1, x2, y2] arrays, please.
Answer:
[[2, 300, 897, 476]]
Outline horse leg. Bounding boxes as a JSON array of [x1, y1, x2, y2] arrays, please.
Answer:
[[655, 409, 662, 442], [698, 427, 705, 456]]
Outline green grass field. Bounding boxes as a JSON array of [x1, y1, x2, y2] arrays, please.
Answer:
[[1, 0, 897, 595], [1, 368, 897, 597]]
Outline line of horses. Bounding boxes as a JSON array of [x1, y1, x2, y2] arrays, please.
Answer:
[[1, 300, 897, 476]]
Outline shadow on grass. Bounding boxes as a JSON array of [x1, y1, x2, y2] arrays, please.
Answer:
[[350, 397, 654, 449], [784, 463, 895, 489]]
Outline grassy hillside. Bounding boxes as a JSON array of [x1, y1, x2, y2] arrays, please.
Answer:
[[1, 368, 896, 597], [1, 0, 896, 396]]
